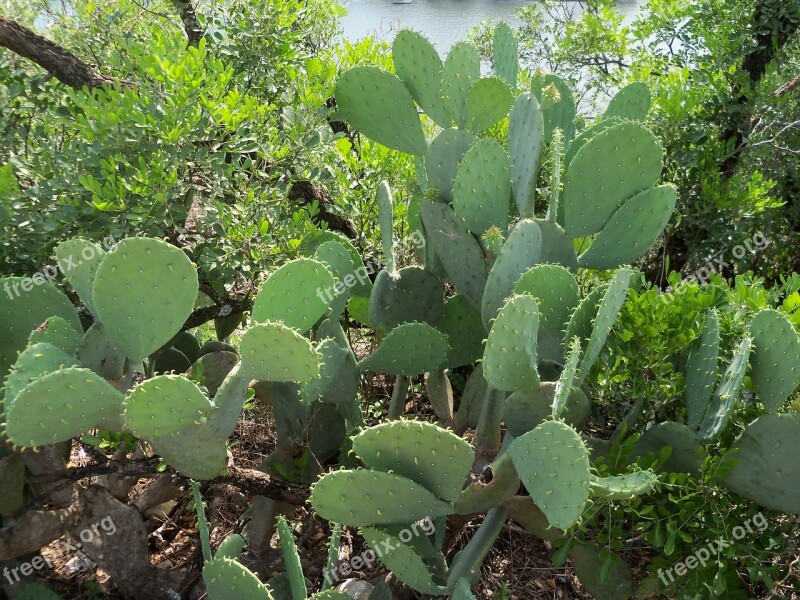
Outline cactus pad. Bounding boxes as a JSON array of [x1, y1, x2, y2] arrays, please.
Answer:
[[749, 308, 800, 412], [466, 77, 513, 134], [590, 471, 657, 500], [604, 81, 651, 121], [442, 42, 480, 128], [453, 139, 511, 235], [150, 420, 228, 479], [76, 322, 126, 380], [564, 117, 624, 166], [124, 375, 213, 438], [532, 73, 577, 142], [368, 266, 444, 331], [0, 277, 81, 383], [514, 264, 579, 336], [361, 528, 446, 595], [425, 128, 478, 202], [421, 201, 487, 309], [153, 348, 191, 375], [502, 382, 589, 437], [54, 238, 106, 316], [434, 295, 485, 368], [721, 413, 800, 514], [358, 322, 448, 376], [631, 421, 704, 475], [570, 543, 634, 600], [5, 367, 123, 447], [562, 122, 663, 237], [203, 557, 274, 600], [335, 66, 427, 156], [553, 337, 581, 418], [508, 420, 591, 530], [492, 22, 518, 90], [3, 342, 79, 404], [697, 336, 752, 441], [27, 316, 82, 355], [309, 469, 454, 526], [187, 351, 239, 396], [564, 285, 607, 348], [392, 30, 451, 127], [352, 420, 473, 502], [252, 258, 334, 333], [239, 323, 320, 384], [509, 93, 545, 217], [684, 309, 720, 429], [482, 219, 543, 330], [482, 294, 540, 392], [579, 185, 677, 270], [92, 238, 198, 361]]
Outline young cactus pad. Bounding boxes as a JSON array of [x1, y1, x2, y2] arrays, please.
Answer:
[[309, 469, 454, 526], [91, 237, 198, 361], [238, 323, 321, 384], [351, 420, 474, 502], [508, 420, 591, 530], [589, 471, 658, 501], [251, 258, 334, 333]]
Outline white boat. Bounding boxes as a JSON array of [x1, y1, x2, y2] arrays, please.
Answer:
[[392, 0, 413, 4]]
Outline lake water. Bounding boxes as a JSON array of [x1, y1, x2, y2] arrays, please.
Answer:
[[340, 0, 646, 53]]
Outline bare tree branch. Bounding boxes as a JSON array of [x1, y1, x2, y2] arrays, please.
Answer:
[[170, 0, 204, 47], [0, 16, 115, 90]]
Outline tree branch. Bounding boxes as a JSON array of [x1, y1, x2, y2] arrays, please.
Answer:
[[170, 0, 204, 47], [0, 16, 115, 90]]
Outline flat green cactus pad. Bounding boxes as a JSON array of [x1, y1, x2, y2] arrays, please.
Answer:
[[54, 238, 106, 316], [684, 309, 720, 429], [92, 237, 198, 361], [509, 420, 591, 530], [553, 338, 581, 419], [252, 258, 334, 333], [434, 295, 485, 369], [426, 128, 478, 202], [358, 322, 448, 376], [509, 93, 545, 217], [563, 285, 607, 348], [564, 117, 625, 167], [502, 382, 589, 437], [590, 471, 658, 500], [172, 331, 201, 364], [604, 81, 651, 121], [5, 367, 123, 447], [579, 185, 677, 271], [532, 73, 577, 142], [77, 322, 126, 380], [150, 420, 228, 480], [0, 277, 81, 385], [454, 364, 488, 432], [368, 266, 444, 332], [750, 308, 800, 412], [492, 22, 518, 90], [421, 201, 487, 310], [3, 342, 79, 405], [239, 323, 320, 384], [535, 219, 579, 272], [27, 316, 82, 355], [335, 66, 427, 156], [514, 264, 579, 336], [124, 374, 213, 438], [454, 452, 520, 514], [562, 122, 663, 237], [453, 139, 511, 235], [441, 42, 480, 129], [483, 294, 540, 392], [352, 420, 474, 502], [153, 347, 191, 375], [376, 182, 396, 273], [203, 557, 274, 600], [309, 469, 454, 526], [631, 421, 705, 475], [214, 311, 243, 341], [361, 528, 447, 595], [482, 219, 543, 331], [570, 543, 634, 600], [392, 29, 451, 127], [697, 336, 752, 442], [187, 351, 239, 396], [577, 269, 634, 383], [721, 413, 800, 514], [466, 76, 513, 134]]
